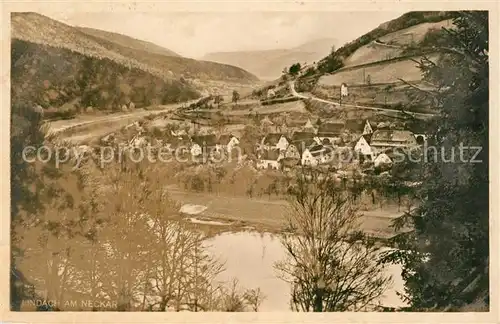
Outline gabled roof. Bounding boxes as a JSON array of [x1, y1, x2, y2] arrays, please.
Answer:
[[263, 133, 286, 146], [370, 130, 415, 143], [345, 119, 364, 132], [291, 138, 317, 155], [308, 144, 333, 157], [362, 133, 373, 143], [191, 134, 217, 147], [317, 122, 344, 136]]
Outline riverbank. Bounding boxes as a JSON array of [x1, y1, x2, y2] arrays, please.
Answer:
[[167, 186, 410, 242]]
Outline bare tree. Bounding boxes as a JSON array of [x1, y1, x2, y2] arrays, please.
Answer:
[[275, 171, 392, 312], [243, 287, 266, 311]]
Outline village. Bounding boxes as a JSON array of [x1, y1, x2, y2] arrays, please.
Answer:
[[96, 101, 428, 180]]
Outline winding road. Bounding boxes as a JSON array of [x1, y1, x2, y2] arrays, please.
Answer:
[[47, 99, 201, 137], [288, 81, 436, 119]]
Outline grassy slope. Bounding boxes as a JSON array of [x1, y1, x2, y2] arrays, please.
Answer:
[[306, 12, 455, 113]]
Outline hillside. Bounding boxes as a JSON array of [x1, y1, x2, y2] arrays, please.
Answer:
[[202, 38, 336, 80], [11, 13, 258, 83], [11, 39, 200, 111], [77, 27, 181, 58], [11, 12, 260, 113], [297, 11, 456, 113]]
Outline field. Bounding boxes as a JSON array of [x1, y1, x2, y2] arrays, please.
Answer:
[[344, 42, 403, 67], [378, 19, 453, 45], [318, 55, 439, 86]]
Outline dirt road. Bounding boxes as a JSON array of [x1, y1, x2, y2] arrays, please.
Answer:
[[289, 80, 435, 119]]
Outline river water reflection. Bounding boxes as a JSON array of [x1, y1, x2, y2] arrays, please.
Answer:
[[207, 231, 407, 311]]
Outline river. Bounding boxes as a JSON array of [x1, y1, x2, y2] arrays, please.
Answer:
[[207, 231, 407, 311]]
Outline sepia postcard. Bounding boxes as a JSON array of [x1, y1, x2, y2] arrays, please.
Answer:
[[1, 1, 498, 323]]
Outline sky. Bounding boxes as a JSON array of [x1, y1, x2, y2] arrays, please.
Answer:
[[41, 11, 407, 59]]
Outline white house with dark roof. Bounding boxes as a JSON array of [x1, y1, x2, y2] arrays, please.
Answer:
[[301, 144, 334, 167], [353, 133, 374, 160], [260, 133, 290, 152], [362, 120, 374, 135], [369, 129, 417, 155]]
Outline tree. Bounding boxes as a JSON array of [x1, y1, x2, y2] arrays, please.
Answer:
[[381, 11, 489, 311], [288, 63, 302, 77], [275, 171, 391, 311], [231, 90, 240, 105], [243, 287, 266, 311], [213, 95, 223, 108]]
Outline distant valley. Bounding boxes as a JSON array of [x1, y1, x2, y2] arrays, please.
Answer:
[[202, 38, 336, 80]]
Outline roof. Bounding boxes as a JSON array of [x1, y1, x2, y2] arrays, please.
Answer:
[[317, 122, 344, 136], [345, 119, 364, 132], [370, 130, 415, 143], [191, 134, 217, 147], [362, 133, 373, 143], [292, 131, 316, 142], [263, 133, 286, 146], [292, 138, 317, 155], [260, 149, 282, 161]]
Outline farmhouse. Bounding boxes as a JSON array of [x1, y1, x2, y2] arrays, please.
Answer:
[[301, 144, 333, 167], [374, 152, 393, 170], [345, 119, 365, 133], [256, 149, 283, 170], [303, 119, 317, 133], [369, 129, 417, 154], [363, 120, 374, 135], [260, 133, 290, 152], [341, 83, 349, 97], [316, 122, 344, 143], [353, 134, 374, 161]]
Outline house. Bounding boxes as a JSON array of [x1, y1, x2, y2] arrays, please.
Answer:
[[316, 122, 345, 143], [190, 134, 218, 157], [256, 149, 283, 170], [369, 129, 417, 155], [301, 144, 334, 167], [341, 83, 349, 97], [353, 134, 374, 161], [345, 119, 364, 133], [406, 122, 428, 145], [303, 119, 317, 133], [286, 131, 319, 159], [374, 153, 393, 169], [267, 88, 276, 99], [260, 133, 290, 152], [217, 134, 239, 153], [362, 120, 374, 135]]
